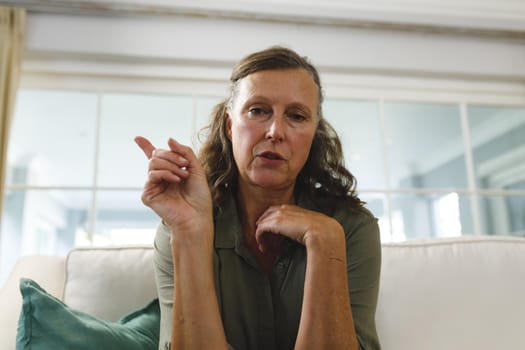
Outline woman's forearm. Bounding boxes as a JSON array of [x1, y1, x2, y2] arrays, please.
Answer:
[[169, 226, 228, 350], [295, 229, 359, 350]]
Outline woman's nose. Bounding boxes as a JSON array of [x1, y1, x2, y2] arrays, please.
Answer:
[[266, 116, 286, 141]]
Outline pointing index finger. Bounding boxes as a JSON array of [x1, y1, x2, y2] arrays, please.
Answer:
[[135, 136, 156, 160]]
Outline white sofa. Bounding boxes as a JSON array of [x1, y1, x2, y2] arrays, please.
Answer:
[[1, 236, 525, 350]]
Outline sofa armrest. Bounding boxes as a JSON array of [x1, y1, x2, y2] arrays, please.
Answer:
[[0, 255, 66, 350]]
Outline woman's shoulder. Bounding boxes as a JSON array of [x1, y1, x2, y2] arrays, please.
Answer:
[[334, 197, 376, 223], [308, 193, 378, 233], [308, 192, 373, 216]]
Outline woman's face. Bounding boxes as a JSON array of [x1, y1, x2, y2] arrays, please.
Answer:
[[227, 68, 319, 192]]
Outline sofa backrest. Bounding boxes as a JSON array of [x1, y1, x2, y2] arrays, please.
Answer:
[[6, 236, 524, 350], [377, 236, 525, 350]]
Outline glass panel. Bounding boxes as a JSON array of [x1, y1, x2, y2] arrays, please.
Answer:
[[468, 105, 525, 190], [91, 191, 159, 246], [359, 193, 391, 242], [98, 94, 193, 188], [7, 90, 97, 186], [383, 102, 467, 189], [323, 99, 386, 189], [478, 195, 525, 236], [390, 193, 473, 241], [0, 190, 91, 287]]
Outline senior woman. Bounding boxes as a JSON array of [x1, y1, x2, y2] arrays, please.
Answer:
[[135, 46, 381, 350]]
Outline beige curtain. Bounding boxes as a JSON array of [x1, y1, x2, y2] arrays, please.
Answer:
[[0, 7, 25, 222]]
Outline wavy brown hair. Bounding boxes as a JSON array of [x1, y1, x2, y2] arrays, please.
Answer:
[[198, 46, 363, 209]]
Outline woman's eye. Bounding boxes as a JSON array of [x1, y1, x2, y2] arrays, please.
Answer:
[[288, 113, 307, 121], [248, 107, 270, 117]]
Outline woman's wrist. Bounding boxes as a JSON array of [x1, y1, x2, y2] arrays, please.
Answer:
[[165, 219, 214, 249], [303, 220, 346, 259]]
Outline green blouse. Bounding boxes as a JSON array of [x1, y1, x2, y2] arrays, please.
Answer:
[[154, 193, 382, 350]]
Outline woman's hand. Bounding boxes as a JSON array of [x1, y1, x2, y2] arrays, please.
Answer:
[[255, 205, 345, 253], [135, 136, 213, 236], [257, 205, 358, 349]]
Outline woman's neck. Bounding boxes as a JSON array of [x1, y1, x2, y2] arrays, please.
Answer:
[[236, 181, 295, 233]]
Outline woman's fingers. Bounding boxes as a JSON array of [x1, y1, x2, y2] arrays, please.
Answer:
[[255, 205, 319, 250], [135, 136, 156, 159], [168, 138, 199, 165], [135, 136, 191, 181], [255, 207, 287, 252], [135, 136, 194, 167], [148, 169, 183, 184], [256, 204, 285, 225], [149, 159, 189, 180], [149, 151, 190, 179], [152, 148, 189, 167]]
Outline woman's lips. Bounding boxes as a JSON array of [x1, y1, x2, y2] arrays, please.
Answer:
[[258, 151, 284, 160]]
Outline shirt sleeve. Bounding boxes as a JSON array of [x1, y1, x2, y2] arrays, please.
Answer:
[[153, 222, 174, 350], [336, 208, 382, 350]]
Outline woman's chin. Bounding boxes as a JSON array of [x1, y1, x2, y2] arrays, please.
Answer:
[[251, 177, 294, 191], [239, 170, 296, 192]]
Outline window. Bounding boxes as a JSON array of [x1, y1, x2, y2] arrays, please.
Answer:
[[468, 105, 525, 235], [1, 85, 524, 286], [0, 89, 220, 285], [323, 99, 525, 242]]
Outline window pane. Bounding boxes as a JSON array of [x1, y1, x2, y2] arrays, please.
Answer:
[[97, 94, 193, 187], [324, 100, 385, 189], [92, 191, 159, 246], [0, 190, 91, 286], [478, 195, 525, 236], [359, 193, 390, 242], [383, 102, 467, 189], [390, 193, 473, 241], [7, 90, 97, 186], [468, 105, 525, 190]]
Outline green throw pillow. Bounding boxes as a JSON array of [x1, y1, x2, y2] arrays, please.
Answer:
[[16, 278, 160, 350]]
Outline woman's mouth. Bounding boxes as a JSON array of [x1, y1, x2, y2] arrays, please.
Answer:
[[259, 151, 284, 160]]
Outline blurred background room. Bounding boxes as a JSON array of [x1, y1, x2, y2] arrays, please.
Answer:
[[1, 0, 524, 287]]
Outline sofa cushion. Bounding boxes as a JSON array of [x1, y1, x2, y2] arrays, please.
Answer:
[[64, 246, 157, 321], [17, 278, 160, 350], [376, 236, 525, 350]]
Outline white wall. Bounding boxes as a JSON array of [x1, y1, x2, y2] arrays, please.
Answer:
[[23, 12, 525, 81]]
